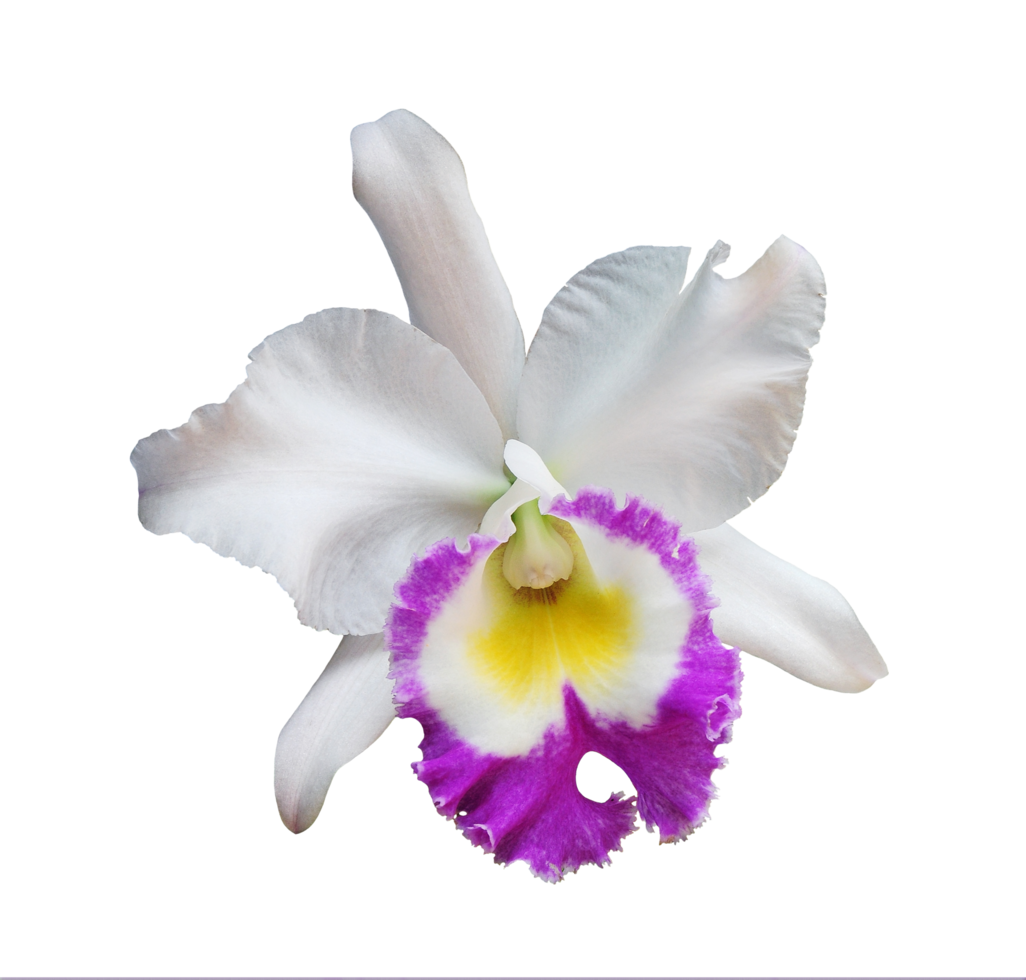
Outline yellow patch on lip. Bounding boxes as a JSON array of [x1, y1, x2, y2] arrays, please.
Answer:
[[467, 518, 638, 711]]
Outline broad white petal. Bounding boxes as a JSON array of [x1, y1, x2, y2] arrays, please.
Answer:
[[518, 239, 825, 531], [275, 634, 394, 834], [132, 308, 509, 634], [693, 524, 887, 693], [352, 109, 525, 440]]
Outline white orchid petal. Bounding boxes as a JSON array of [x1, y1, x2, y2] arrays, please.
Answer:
[[503, 439, 569, 509], [275, 633, 394, 834], [132, 308, 509, 635], [352, 109, 525, 439], [518, 238, 825, 531], [693, 524, 887, 693]]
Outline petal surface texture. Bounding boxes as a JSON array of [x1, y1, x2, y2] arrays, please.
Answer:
[[387, 487, 741, 881], [132, 308, 509, 634], [693, 523, 887, 692], [352, 109, 525, 440], [275, 633, 394, 834], [517, 239, 825, 531]]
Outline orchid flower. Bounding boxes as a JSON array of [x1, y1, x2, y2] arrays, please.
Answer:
[[132, 109, 886, 881]]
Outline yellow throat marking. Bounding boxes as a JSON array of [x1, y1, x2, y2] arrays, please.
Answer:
[[467, 518, 638, 709]]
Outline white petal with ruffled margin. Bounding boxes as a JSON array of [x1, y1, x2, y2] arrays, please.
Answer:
[[132, 308, 509, 635], [352, 109, 525, 440], [693, 524, 887, 692], [518, 238, 825, 531], [275, 633, 394, 834]]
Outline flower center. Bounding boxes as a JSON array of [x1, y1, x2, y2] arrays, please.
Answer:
[[501, 498, 575, 589], [471, 517, 637, 710]]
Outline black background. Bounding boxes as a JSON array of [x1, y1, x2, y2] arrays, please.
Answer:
[[37, 90, 1009, 972]]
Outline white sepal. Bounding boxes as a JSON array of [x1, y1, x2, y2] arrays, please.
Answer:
[[352, 109, 525, 439], [275, 634, 394, 833], [693, 524, 887, 692]]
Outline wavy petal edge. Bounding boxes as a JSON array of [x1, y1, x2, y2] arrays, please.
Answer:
[[386, 487, 741, 880]]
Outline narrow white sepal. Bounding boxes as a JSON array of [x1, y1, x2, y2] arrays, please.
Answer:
[[693, 524, 887, 693], [275, 633, 394, 834], [351, 109, 525, 440]]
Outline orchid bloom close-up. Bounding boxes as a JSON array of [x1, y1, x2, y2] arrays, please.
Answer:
[[132, 109, 886, 881]]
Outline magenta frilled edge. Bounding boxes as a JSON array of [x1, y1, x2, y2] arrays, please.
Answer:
[[386, 487, 742, 882]]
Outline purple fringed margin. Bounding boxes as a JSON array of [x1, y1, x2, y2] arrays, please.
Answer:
[[386, 487, 741, 882]]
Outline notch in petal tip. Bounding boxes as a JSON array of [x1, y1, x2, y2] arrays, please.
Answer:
[[708, 240, 731, 266]]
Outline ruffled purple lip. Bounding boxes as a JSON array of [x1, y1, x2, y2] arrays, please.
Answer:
[[386, 487, 741, 881]]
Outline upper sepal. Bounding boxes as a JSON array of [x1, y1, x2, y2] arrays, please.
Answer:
[[352, 109, 525, 439]]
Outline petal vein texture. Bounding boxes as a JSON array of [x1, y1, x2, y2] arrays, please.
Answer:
[[132, 308, 508, 634], [352, 109, 525, 440], [693, 523, 887, 692], [517, 239, 826, 531], [275, 633, 394, 833]]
